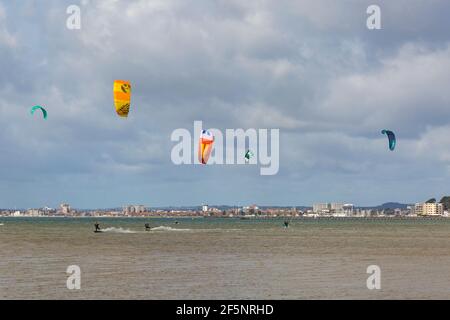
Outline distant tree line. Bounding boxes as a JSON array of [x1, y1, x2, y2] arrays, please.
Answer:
[[440, 196, 450, 211]]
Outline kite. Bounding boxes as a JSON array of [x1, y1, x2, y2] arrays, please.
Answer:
[[113, 80, 131, 117], [198, 130, 214, 164], [30, 105, 47, 119], [244, 150, 254, 162], [381, 129, 396, 151]]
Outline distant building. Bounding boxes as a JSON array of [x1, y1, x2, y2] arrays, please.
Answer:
[[330, 203, 344, 211], [202, 204, 208, 212], [313, 203, 329, 213], [123, 205, 146, 215], [313, 203, 352, 216], [243, 205, 259, 215], [60, 203, 71, 215], [12, 210, 22, 217], [343, 204, 354, 216], [414, 203, 443, 216], [26, 209, 41, 217]]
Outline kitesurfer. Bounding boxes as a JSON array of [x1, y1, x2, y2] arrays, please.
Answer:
[[145, 223, 151, 231], [94, 222, 101, 232]]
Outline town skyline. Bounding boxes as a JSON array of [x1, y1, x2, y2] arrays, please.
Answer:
[[2, 197, 449, 218], [2, 194, 449, 210], [0, 200, 430, 211]]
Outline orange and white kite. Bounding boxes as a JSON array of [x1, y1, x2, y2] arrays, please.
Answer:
[[198, 130, 214, 164]]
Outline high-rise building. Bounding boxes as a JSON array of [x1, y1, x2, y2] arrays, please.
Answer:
[[414, 203, 443, 216]]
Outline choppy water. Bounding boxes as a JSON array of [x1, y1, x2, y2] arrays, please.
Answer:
[[0, 217, 449, 299]]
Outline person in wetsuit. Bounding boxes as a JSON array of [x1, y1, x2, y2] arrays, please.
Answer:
[[283, 220, 289, 228], [145, 223, 151, 231], [94, 222, 101, 232]]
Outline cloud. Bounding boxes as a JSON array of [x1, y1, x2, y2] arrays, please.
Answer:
[[316, 44, 450, 136], [0, 7, 16, 48], [0, 0, 450, 207]]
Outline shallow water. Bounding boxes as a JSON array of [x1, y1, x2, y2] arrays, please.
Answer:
[[0, 217, 449, 299]]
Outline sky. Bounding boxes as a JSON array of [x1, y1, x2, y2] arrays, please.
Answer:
[[1, 0, 450, 208]]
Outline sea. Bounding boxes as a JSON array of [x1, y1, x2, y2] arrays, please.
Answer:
[[0, 217, 449, 299]]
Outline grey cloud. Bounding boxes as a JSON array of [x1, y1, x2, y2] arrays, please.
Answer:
[[0, 0, 449, 207]]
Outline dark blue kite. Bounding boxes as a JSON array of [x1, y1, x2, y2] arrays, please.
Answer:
[[381, 129, 396, 151]]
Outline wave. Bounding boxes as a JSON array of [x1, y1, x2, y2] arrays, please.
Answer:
[[101, 227, 137, 234], [97, 226, 237, 233], [0, 223, 4, 226], [149, 226, 191, 232]]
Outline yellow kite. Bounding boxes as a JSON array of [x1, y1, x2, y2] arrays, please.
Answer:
[[113, 80, 131, 117]]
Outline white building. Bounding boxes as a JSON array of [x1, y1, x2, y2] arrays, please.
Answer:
[[414, 203, 443, 216], [123, 205, 146, 215], [313, 203, 353, 216], [60, 203, 71, 215], [343, 204, 354, 216], [330, 203, 344, 211], [313, 203, 329, 213], [26, 209, 41, 217], [12, 210, 22, 217], [242, 205, 259, 215]]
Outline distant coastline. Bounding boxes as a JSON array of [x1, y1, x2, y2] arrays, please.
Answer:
[[2, 200, 449, 218], [1, 215, 449, 220]]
